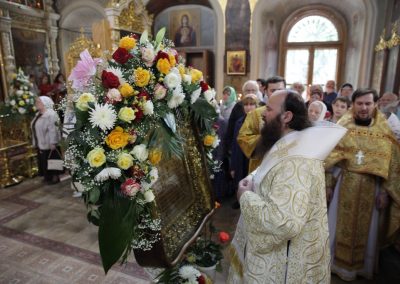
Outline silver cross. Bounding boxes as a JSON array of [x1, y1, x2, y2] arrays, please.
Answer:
[[355, 150, 365, 165]]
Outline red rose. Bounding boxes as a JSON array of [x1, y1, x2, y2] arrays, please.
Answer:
[[200, 81, 209, 92], [134, 107, 144, 122], [130, 164, 145, 180], [219, 231, 230, 243], [212, 123, 219, 130], [197, 274, 206, 284], [137, 91, 150, 100], [101, 70, 120, 89], [112, 47, 133, 64], [155, 50, 169, 62]]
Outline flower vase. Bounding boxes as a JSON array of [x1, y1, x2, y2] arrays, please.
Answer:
[[196, 264, 217, 282]]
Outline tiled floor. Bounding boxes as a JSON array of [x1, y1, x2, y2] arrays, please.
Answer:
[[0, 176, 394, 283]]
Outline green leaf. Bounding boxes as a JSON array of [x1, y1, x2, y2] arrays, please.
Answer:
[[98, 185, 135, 273], [190, 98, 218, 132], [148, 123, 184, 158], [140, 30, 148, 44], [88, 187, 100, 204], [155, 27, 166, 45]]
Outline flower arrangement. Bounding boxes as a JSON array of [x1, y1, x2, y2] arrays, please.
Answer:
[[5, 68, 37, 116], [65, 28, 219, 272], [186, 223, 230, 269], [156, 264, 212, 284]]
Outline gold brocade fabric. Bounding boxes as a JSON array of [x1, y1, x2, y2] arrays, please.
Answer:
[[325, 110, 400, 270], [335, 171, 376, 269], [228, 158, 331, 284], [237, 106, 265, 172]]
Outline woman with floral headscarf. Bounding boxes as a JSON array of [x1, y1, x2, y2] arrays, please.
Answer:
[[220, 86, 237, 121], [31, 96, 61, 184]]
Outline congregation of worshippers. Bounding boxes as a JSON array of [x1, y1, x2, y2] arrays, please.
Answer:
[[213, 76, 400, 282]]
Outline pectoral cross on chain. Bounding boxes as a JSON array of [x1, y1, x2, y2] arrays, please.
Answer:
[[355, 150, 365, 165]]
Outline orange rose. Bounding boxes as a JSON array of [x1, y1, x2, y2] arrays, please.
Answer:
[[203, 135, 215, 147], [105, 126, 130, 150], [148, 148, 162, 165], [156, 58, 171, 74]]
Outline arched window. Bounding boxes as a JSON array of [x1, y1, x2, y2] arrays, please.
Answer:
[[280, 8, 345, 90]]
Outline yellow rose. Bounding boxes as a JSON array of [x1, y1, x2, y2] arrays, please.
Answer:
[[119, 83, 134, 98], [190, 68, 203, 83], [133, 67, 150, 87], [168, 54, 176, 66], [76, 93, 95, 111], [87, 148, 106, 168], [177, 64, 186, 77], [156, 58, 171, 75], [22, 94, 28, 99], [105, 126, 130, 150], [148, 148, 162, 165], [119, 36, 136, 50], [117, 153, 134, 170], [118, 107, 136, 122], [18, 100, 25, 106], [203, 135, 215, 147]]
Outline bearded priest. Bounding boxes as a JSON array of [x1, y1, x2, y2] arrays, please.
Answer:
[[325, 88, 400, 281], [228, 90, 347, 283]]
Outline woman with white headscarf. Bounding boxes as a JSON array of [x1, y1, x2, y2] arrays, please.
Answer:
[[308, 100, 327, 123], [31, 96, 61, 184]]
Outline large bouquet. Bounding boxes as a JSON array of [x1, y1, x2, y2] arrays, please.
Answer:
[[5, 68, 37, 116], [66, 28, 219, 272]]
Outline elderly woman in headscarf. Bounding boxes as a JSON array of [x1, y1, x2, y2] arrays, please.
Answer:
[[308, 100, 327, 123], [31, 96, 61, 184], [220, 86, 237, 121]]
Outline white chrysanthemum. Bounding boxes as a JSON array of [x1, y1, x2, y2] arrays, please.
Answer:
[[149, 167, 159, 186], [212, 137, 220, 148], [167, 92, 185, 109], [89, 103, 117, 132], [141, 181, 151, 191], [143, 100, 154, 115], [179, 265, 201, 282], [130, 144, 148, 162], [164, 68, 181, 89], [190, 88, 202, 104], [106, 66, 126, 85], [95, 167, 122, 182]]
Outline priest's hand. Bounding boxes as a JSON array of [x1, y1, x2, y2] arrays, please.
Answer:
[[237, 175, 253, 201], [376, 191, 389, 209]]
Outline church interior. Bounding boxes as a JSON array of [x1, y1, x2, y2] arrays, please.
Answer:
[[0, 0, 400, 283]]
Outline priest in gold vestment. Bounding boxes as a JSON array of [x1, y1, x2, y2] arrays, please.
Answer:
[[228, 90, 347, 283], [325, 88, 400, 281], [237, 76, 286, 172]]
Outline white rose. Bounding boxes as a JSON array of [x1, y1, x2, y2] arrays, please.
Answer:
[[18, 107, 26, 114], [154, 84, 167, 100], [144, 190, 155, 203], [183, 74, 192, 84], [203, 89, 215, 102], [106, 88, 122, 103], [149, 167, 159, 185], [164, 69, 181, 90], [141, 45, 155, 66], [130, 144, 148, 162], [143, 100, 154, 115], [10, 100, 16, 106], [16, 90, 23, 95], [190, 88, 201, 104]]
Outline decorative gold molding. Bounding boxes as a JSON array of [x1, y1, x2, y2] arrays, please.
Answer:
[[65, 28, 102, 77], [375, 28, 388, 52], [117, 0, 153, 34], [387, 21, 400, 49]]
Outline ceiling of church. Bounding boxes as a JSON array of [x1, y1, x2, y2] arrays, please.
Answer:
[[146, 0, 211, 16]]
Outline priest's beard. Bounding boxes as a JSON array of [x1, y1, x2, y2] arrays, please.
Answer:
[[255, 115, 283, 159]]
